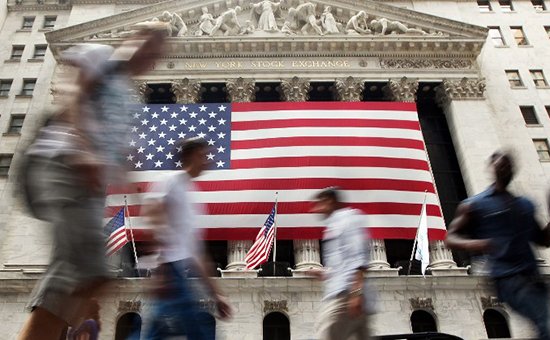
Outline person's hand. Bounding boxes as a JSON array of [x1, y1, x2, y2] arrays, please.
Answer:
[[215, 294, 233, 320], [347, 294, 363, 318]]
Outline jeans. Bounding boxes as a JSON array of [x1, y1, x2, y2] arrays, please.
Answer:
[[144, 260, 215, 340], [494, 271, 550, 340]]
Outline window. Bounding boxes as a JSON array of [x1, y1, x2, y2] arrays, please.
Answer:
[[0, 80, 12, 96], [546, 26, 550, 39], [511, 26, 528, 46], [0, 155, 13, 176], [43, 16, 56, 29], [545, 106, 550, 118], [505, 70, 523, 87], [10, 46, 24, 60], [33, 45, 47, 59], [534, 139, 550, 160], [411, 310, 438, 332], [484, 309, 511, 338], [532, 0, 547, 11], [8, 115, 25, 134], [115, 313, 142, 340], [499, 0, 514, 11], [478, 0, 493, 11], [21, 79, 36, 96], [22, 16, 35, 29], [520, 106, 540, 125], [488, 27, 506, 46], [530, 70, 548, 87]]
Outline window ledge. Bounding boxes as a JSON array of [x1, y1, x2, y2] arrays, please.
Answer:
[[0, 95, 8, 99], [27, 58, 44, 63], [4, 59, 21, 63], [16, 29, 32, 32], [526, 124, 544, 127], [494, 45, 510, 48], [15, 94, 33, 98], [511, 86, 528, 89], [540, 159, 550, 163], [518, 45, 534, 48], [535, 86, 550, 89], [2, 133, 21, 137], [38, 28, 53, 32]]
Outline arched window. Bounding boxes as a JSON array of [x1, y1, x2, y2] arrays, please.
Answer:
[[115, 312, 142, 340], [411, 310, 437, 332], [263, 312, 290, 340], [484, 309, 511, 338]]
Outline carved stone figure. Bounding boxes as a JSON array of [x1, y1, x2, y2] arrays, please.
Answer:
[[195, 7, 216, 36], [281, 8, 299, 35], [252, 0, 283, 32], [295, 2, 323, 35], [346, 11, 370, 35], [320, 6, 340, 34], [154, 11, 187, 37], [370, 18, 427, 35], [210, 6, 242, 36], [239, 20, 256, 35]]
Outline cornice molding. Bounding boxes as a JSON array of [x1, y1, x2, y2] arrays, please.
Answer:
[[8, 3, 72, 11], [380, 58, 473, 69]]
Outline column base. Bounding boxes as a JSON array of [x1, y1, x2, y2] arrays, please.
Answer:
[[220, 269, 258, 278], [366, 267, 400, 277], [429, 267, 468, 276]]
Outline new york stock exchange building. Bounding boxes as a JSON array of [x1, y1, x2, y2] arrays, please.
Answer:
[[2, 0, 550, 339]]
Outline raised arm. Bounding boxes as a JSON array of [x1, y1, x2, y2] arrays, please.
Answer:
[[445, 202, 491, 253]]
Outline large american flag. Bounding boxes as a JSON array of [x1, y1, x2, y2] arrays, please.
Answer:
[[106, 102, 446, 241]]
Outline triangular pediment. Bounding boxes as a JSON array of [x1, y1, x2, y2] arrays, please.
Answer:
[[46, 0, 488, 58]]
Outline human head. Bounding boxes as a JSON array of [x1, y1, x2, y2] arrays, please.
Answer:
[[324, 6, 331, 13], [235, 6, 242, 14], [489, 150, 515, 189], [202, 7, 209, 14], [176, 137, 210, 178], [312, 186, 343, 217]]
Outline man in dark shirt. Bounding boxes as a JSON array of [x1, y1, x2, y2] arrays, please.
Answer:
[[446, 151, 550, 340]]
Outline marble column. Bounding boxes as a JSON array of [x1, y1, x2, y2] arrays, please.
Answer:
[[385, 77, 466, 276], [133, 80, 152, 103], [171, 78, 201, 104], [292, 240, 322, 276], [281, 76, 311, 102], [220, 78, 258, 278]]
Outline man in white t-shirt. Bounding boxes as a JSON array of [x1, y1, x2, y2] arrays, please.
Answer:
[[143, 138, 232, 340], [310, 187, 373, 340]]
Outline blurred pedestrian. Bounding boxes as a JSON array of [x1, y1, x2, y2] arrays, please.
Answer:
[[143, 138, 232, 340], [18, 24, 168, 340], [310, 187, 372, 340], [446, 151, 550, 340]]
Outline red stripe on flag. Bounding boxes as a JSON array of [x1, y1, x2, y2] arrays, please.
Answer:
[[231, 156, 430, 170], [233, 101, 417, 112], [232, 119, 421, 131], [231, 137, 425, 150]]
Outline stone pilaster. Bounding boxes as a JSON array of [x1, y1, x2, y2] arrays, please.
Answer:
[[226, 77, 256, 103], [171, 78, 201, 104], [384, 77, 419, 102], [133, 80, 152, 104], [292, 239, 322, 276], [280, 76, 311, 102], [335, 76, 365, 102], [221, 240, 257, 278], [367, 239, 399, 277]]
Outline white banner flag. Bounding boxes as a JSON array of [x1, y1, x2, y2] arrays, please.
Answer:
[[414, 199, 430, 276]]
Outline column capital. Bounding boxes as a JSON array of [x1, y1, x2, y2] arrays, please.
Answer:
[[335, 76, 365, 102], [226, 77, 256, 103], [133, 80, 152, 104], [384, 77, 419, 103], [435, 77, 486, 106], [281, 76, 311, 102], [171, 78, 201, 104]]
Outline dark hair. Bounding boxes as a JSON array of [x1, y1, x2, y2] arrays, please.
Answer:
[[489, 150, 513, 164], [315, 186, 341, 203], [175, 137, 209, 166]]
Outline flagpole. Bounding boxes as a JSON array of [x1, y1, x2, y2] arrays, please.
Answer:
[[408, 190, 428, 276], [273, 192, 279, 275], [124, 195, 139, 274]]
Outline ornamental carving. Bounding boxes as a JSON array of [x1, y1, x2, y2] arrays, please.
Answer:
[[435, 77, 486, 105], [171, 78, 201, 104], [410, 297, 434, 310], [384, 77, 419, 103], [118, 300, 141, 313], [335, 76, 364, 102], [481, 296, 504, 309], [281, 77, 310, 102], [380, 59, 473, 69], [264, 300, 288, 313], [226, 78, 256, 103], [133, 81, 152, 104]]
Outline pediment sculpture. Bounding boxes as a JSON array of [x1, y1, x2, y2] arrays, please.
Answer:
[[86, 1, 444, 40]]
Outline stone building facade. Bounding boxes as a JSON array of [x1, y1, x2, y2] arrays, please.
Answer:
[[1, 0, 550, 339]]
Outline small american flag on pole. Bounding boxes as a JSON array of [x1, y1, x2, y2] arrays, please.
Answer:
[[245, 204, 277, 269], [104, 207, 128, 256]]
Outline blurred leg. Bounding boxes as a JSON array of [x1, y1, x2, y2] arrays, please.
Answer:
[[18, 307, 67, 340]]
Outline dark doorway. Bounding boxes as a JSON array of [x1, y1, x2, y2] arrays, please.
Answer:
[[255, 82, 283, 102], [259, 240, 294, 277], [483, 309, 511, 338], [308, 81, 336, 101], [115, 312, 142, 340], [205, 240, 228, 277], [200, 83, 228, 103], [263, 312, 291, 340], [411, 310, 438, 332], [147, 83, 175, 104], [363, 82, 391, 101]]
